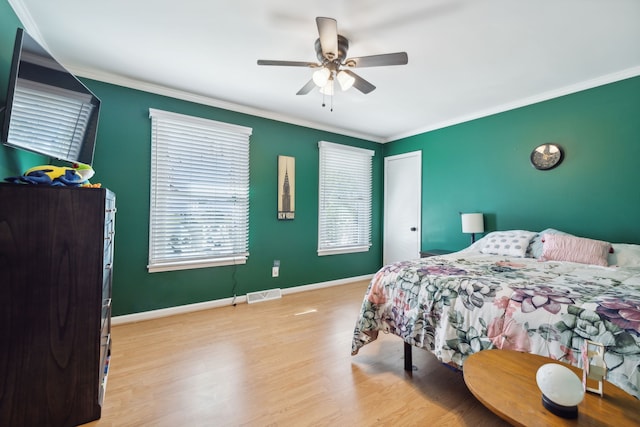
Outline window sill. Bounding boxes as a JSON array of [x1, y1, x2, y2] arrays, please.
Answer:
[[148, 256, 248, 273], [317, 246, 370, 256]]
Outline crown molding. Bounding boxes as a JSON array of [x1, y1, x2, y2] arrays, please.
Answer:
[[388, 66, 640, 142], [67, 64, 385, 144]]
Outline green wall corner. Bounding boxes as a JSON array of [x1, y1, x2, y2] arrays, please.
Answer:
[[385, 75, 640, 251]]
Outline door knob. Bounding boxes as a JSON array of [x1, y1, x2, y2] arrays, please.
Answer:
[[410, 227, 417, 231]]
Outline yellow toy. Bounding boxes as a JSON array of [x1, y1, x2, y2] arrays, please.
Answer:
[[7, 163, 99, 187]]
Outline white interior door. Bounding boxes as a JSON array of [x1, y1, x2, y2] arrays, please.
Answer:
[[384, 151, 422, 265]]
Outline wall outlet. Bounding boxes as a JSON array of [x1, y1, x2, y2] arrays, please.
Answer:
[[272, 266, 279, 277]]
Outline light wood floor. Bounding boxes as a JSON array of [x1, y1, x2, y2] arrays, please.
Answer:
[[83, 280, 508, 427]]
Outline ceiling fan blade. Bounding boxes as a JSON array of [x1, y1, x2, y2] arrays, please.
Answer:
[[316, 17, 338, 61], [296, 79, 316, 95], [343, 70, 376, 94], [257, 59, 319, 67], [344, 52, 408, 68]]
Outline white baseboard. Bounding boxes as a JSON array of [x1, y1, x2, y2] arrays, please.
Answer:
[[111, 274, 373, 325]]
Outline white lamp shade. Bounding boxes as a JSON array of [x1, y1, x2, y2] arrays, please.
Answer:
[[536, 363, 585, 406], [312, 68, 330, 87], [336, 70, 355, 91], [461, 213, 484, 234]]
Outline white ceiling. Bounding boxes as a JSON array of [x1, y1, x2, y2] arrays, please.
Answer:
[[10, 0, 640, 143]]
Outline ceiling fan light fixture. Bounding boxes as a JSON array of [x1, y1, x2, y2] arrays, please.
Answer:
[[336, 70, 355, 91], [312, 67, 331, 87], [319, 79, 334, 96], [256, 17, 407, 98]]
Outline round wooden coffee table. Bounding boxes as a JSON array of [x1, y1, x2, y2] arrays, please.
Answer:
[[463, 349, 640, 426]]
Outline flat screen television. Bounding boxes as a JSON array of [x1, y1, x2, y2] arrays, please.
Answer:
[[1, 28, 100, 166]]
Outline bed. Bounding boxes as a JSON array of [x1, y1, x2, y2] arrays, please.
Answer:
[[351, 229, 640, 399]]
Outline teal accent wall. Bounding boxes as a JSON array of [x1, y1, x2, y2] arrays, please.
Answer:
[[384, 75, 640, 251], [80, 82, 383, 316]]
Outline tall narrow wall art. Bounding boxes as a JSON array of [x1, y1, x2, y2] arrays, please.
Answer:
[[277, 155, 295, 220]]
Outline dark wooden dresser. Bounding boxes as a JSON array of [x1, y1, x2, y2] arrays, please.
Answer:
[[0, 183, 115, 426]]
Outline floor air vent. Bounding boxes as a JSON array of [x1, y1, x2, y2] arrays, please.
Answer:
[[246, 288, 282, 304]]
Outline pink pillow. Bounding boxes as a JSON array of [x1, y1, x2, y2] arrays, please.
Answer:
[[541, 234, 611, 266]]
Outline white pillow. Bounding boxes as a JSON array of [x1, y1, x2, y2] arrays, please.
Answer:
[[608, 243, 640, 267], [480, 230, 537, 258]]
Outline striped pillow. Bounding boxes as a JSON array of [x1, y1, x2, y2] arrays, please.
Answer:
[[541, 234, 611, 266]]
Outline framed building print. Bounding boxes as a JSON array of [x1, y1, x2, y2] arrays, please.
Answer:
[[277, 155, 295, 220]]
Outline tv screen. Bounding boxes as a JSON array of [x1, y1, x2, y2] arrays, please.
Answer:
[[1, 28, 100, 165]]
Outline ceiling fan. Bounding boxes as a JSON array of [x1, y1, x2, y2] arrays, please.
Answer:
[[257, 17, 408, 97]]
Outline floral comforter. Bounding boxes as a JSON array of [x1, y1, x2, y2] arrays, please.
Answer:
[[351, 252, 640, 399]]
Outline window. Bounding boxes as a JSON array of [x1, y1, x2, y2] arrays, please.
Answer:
[[148, 108, 251, 272], [318, 141, 374, 256]]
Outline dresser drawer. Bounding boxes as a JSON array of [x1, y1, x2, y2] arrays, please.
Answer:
[[98, 332, 111, 405], [101, 296, 112, 332]]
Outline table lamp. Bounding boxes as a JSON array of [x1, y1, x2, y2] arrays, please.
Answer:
[[461, 213, 484, 243], [536, 363, 585, 419]]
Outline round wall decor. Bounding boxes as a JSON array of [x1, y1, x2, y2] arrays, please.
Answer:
[[530, 143, 564, 170]]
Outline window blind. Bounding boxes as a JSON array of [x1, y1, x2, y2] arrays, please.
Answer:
[[7, 79, 94, 161], [318, 141, 374, 256], [148, 108, 251, 272]]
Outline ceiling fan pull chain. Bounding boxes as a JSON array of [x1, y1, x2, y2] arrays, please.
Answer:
[[321, 91, 334, 112]]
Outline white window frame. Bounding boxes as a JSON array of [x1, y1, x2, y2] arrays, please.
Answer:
[[317, 140, 374, 256], [148, 108, 251, 273]]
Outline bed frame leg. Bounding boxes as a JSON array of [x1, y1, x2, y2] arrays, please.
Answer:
[[404, 342, 413, 371]]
